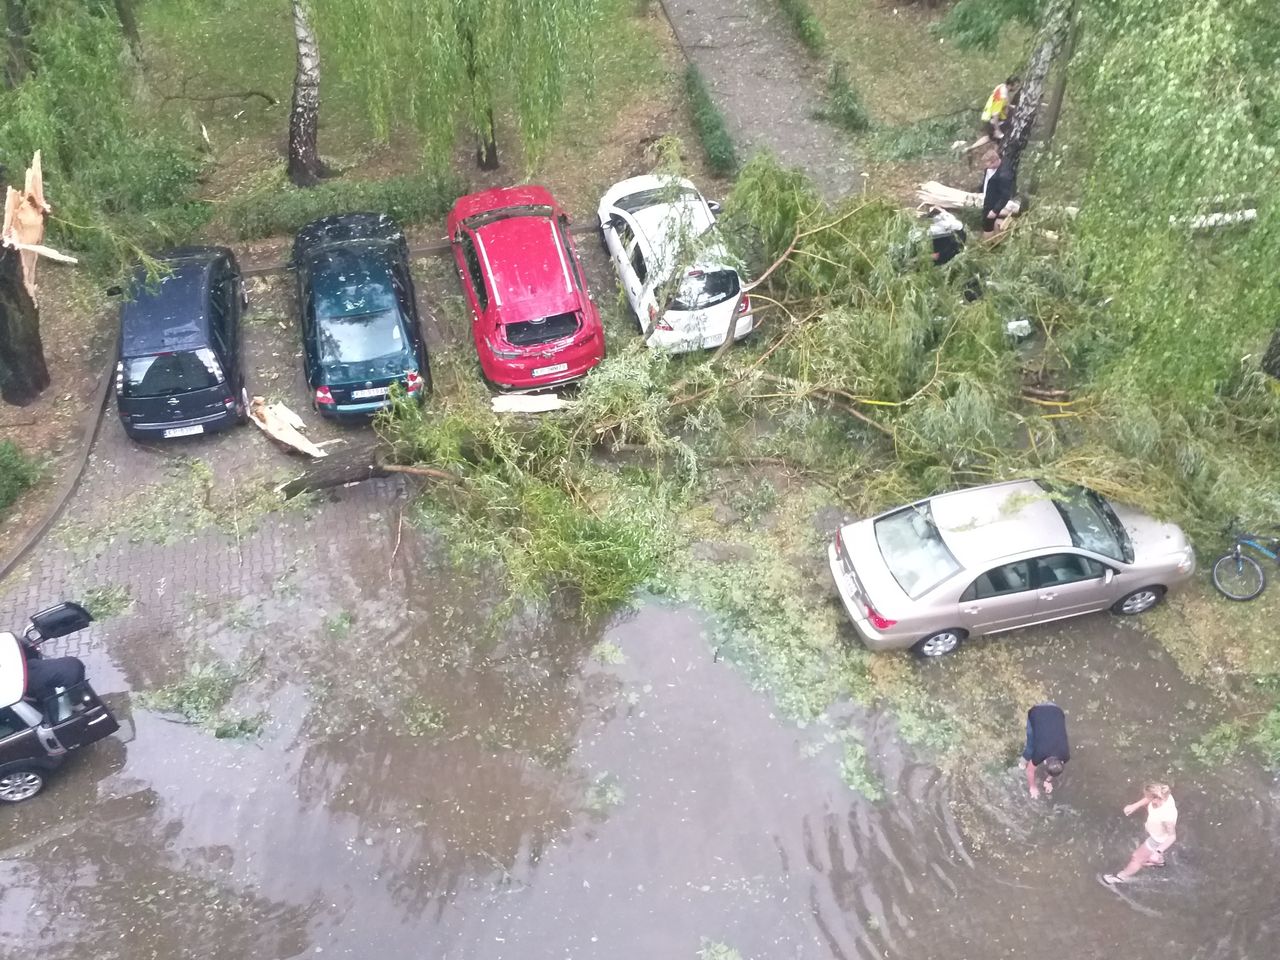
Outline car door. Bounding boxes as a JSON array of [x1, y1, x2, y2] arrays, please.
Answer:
[[43, 681, 119, 750], [607, 216, 643, 317], [456, 231, 491, 335], [956, 559, 1041, 634], [1029, 553, 1112, 621], [0, 706, 47, 771]]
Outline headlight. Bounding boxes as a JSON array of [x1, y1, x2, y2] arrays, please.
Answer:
[[1175, 545, 1195, 572]]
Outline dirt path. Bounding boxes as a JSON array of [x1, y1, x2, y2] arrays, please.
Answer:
[[661, 0, 861, 199]]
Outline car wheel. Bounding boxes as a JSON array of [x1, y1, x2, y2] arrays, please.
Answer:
[[911, 629, 965, 658], [1111, 586, 1164, 616], [236, 385, 250, 425], [597, 219, 609, 254], [0, 769, 46, 803]]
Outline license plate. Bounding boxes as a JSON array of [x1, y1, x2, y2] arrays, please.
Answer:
[[533, 362, 569, 377], [351, 387, 388, 399], [163, 425, 204, 438]]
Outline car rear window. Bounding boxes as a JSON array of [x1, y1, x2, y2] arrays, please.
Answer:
[[615, 186, 701, 213], [669, 269, 740, 311], [874, 504, 962, 598], [122, 349, 221, 397], [505, 312, 579, 346], [318, 309, 405, 364]]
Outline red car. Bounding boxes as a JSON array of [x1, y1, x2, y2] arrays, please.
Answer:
[[448, 186, 605, 390]]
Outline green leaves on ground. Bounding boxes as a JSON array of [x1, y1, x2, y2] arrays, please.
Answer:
[[0, 440, 38, 514], [138, 655, 266, 738]]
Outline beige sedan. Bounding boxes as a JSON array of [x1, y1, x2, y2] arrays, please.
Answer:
[[827, 480, 1195, 657]]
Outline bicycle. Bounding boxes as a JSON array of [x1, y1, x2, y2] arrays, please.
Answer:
[[1211, 525, 1280, 601]]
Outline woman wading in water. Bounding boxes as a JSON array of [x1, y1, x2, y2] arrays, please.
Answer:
[[1104, 783, 1177, 884]]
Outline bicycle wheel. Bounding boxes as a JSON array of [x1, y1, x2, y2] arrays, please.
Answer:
[[1212, 552, 1266, 601]]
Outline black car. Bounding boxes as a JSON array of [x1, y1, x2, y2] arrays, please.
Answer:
[[1, 602, 119, 804], [115, 247, 248, 441], [293, 213, 431, 417]]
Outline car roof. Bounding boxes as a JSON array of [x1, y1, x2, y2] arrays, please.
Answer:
[[926, 479, 1071, 569], [473, 213, 580, 323], [0, 632, 26, 709], [120, 249, 227, 358]]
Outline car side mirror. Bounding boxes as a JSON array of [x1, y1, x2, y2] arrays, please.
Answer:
[[1104, 568, 1115, 584], [609, 214, 626, 231], [707, 200, 722, 217]]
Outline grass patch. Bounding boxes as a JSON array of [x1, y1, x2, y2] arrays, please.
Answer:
[[816, 60, 871, 133], [138, 655, 266, 738], [0, 440, 39, 514], [324, 610, 355, 636], [776, 0, 827, 54], [403, 698, 448, 737], [220, 171, 461, 241], [684, 65, 737, 177], [838, 732, 884, 801], [81, 585, 133, 620], [868, 111, 974, 161], [590, 641, 627, 665]]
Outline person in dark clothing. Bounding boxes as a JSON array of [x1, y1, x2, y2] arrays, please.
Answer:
[[25, 655, 86, 702], [982, 156, 1016, 235], [1020, 702, 1070, 798]]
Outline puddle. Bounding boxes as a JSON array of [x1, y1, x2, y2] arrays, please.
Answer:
[[2, 499, 1277, 959]]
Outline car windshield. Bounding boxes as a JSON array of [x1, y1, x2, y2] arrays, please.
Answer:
[[123, 349, 221, 397], [615, 186, 701, 213], [317, 309, 405, 364], [463, 204, 556, 231], [669, 269, 740, 311], [1044, 483, 1133, 563], [874, 504, 962, 598], [505, 312, 580, 347]]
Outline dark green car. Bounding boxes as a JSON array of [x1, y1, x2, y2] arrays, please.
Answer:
[[293, 213, 431, 418]]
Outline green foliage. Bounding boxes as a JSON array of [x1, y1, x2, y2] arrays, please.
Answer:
[[838, 732, 885, 801], [684, 65, 738, 177], [81, 585, 133, 620], [1249, 704, 1280, 769], [776, 0, 827, 53], [0, 441, 38, 513], [941, 0, 1043, 52], [223, 172, 461, 241], [817, 61, 871, 133], [138, 656, 266, 738], [381, 391, 677, 612], [869, 111, 974, 161], [0, 1, 206, 270], [697, 941, 743, 960], [312, 0, 603, 168], [1190, 720, 1246, 766], [583, 772, 626, 815], [403, 698, 448, 736]]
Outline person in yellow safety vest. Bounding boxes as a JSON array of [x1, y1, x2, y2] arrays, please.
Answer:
[[981, 75, 1021, 140]]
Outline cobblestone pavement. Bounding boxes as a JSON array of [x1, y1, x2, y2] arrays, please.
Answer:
[[662, 0, 861, 199]]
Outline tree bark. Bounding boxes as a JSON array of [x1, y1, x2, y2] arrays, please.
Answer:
[[3, 0, 31, 88], [113, 0, 143, 61], [287, 0, 324, 187], [1001, 0, 1074, 187], [476, 108, 499, 170], [1262, 329, 1280, 381], [0, 246, 50, 406]]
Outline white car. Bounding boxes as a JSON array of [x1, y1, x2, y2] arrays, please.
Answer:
[[597, 175, 753, 352]]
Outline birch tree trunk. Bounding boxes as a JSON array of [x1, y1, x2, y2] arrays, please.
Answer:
[[0, 247, 49, 406], [287, 0, 324, 187], [1001, 0, 1074, 186]]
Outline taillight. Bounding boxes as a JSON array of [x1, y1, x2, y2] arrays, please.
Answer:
[[315, 386, 335, 405], [863, 601, 897, 631], [114, 361, 124, 395], [649, 304, 673, 332], [834, 528, 845, 558], [405, 370, 422, 392], [737, 294, 751, 315]]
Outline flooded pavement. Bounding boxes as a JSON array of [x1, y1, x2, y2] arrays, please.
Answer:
[[1, 244, 1276, 959], [2, 519, 1277, 960]]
